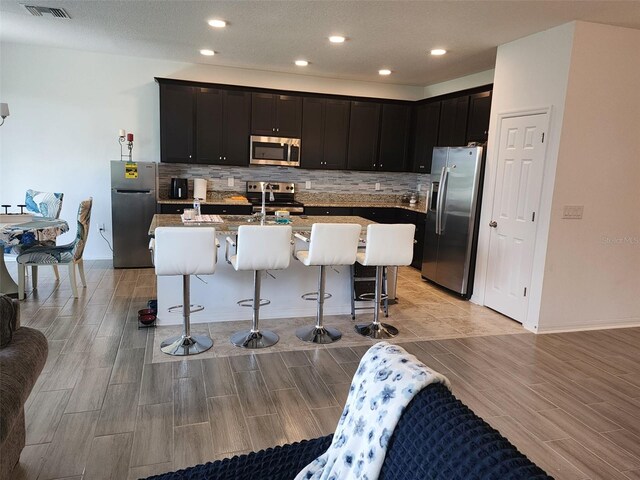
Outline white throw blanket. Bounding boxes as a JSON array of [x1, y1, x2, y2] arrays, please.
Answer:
[[295, 342, 450, 480]]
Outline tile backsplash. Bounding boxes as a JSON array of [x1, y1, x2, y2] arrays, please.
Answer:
[[158, 163, 430, 199]]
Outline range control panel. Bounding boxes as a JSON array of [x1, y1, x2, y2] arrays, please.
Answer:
[[246, 182, 296, 193]]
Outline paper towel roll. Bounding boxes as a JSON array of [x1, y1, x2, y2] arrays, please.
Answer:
[[193, 178, 207, 200]]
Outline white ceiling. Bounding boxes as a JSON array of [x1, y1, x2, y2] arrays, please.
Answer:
[[2, 1, 640, 86]]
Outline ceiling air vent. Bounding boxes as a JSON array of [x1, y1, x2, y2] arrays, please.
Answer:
[[23, 5, 70, 18]]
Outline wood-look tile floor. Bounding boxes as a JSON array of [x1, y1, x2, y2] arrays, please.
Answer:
[[8, 260, 640, 480]]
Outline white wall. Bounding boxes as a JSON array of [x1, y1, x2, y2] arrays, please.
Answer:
[[422, 69, 495, 99], [0, 43, 425, 260], [471, 23, 576, 332], [537, 22, 640, 331]]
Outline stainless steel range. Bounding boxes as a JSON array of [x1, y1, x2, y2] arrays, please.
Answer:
[[245, 181, 304, 214]]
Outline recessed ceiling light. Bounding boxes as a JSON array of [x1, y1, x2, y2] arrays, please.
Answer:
[[378, 69, 392, 76], [430, 49, 447, 56], [200, 49, 215, 56], [208, 19, 227, 28], [329, 35, 345, 44], [295, 60, 309, 66]]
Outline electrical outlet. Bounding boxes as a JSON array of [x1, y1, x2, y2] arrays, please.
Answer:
[[99, 223, 106, 231], [562, 205, 584, 219], [227, 177, 234, 187], [375, 182, 381, 191], [305, 180, 311, 189], [417, 183, 422, 192]]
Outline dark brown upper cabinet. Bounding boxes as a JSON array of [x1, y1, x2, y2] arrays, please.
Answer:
[[378, 103, 411, 172], [196, 88, 250, 166], [347, 101, 381, 171], [160, 84, 249, 165], [437, 96, 470, 146], [251, 93, 302, 138], [411, 102, 441, 173], [160, 84, 195, 163], [301, 97, 350, 170], [466, 91, 492, 144]]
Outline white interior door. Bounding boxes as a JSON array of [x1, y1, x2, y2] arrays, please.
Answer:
[[484, 113, 547, 323]]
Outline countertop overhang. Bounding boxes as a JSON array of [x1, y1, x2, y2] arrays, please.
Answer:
[[148, 214, 376, 236]]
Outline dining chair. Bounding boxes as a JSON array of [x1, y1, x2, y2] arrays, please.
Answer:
[[24, 189, 65, 279], [16, 198, 92, 300]]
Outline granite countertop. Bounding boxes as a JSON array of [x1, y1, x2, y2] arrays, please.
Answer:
[[157, 194, 427, 213], [149, 214, 376, 236]]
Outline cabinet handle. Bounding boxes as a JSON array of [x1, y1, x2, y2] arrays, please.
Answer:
[[276, 128, 280, 132], [224, 156, 226, 160], [219, 156, 222, 160], [189, 155, 192, 159], [272, 128, 275, 132]]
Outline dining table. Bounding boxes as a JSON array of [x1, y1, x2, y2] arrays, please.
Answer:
[[0, 215, 69, 297]]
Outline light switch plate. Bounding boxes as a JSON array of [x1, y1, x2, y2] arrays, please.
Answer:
[[417, 184, 422, 192], [227, 177, 234, 187], [305, 180, 311, 189], [562, 205, 584, 219], [375, 182, 381, 191]]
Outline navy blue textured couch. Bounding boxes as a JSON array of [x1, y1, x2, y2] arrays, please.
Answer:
[[145, 383, 552, 480]]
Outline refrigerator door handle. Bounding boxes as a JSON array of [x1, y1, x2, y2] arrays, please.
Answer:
[[436, 166, 449, 234], [113, 189, 153, 194]]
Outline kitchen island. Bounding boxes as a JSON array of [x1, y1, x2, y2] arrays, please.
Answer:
[[149, 214, 376, 325]]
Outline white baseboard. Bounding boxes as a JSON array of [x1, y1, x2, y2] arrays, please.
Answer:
[[535, 319, 640, 334]]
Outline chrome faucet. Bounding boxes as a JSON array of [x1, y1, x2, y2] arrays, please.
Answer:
[[258, 182, 275, 224]]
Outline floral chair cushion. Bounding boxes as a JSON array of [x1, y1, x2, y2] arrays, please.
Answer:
[[16, 198, 92, 265], [25, 190, 64, 219]]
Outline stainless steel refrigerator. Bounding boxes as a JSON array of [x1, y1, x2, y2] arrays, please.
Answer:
[[110, 161, 157, 268], [421, 147, 484, 297]]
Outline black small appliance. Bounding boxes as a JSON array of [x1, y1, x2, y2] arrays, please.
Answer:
[[170, 178, 188, 199]]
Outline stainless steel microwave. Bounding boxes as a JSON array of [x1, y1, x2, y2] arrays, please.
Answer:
[[250, 136, 301, 167]]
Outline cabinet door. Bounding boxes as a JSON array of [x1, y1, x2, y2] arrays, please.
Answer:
[[160, 84, 195, 163], [195, 88, 223, 164], [347, 101, 381, 171], [222, 90, 251, 166], [159, 204, 186, 214], [323, 99, 350, 170], [201, 204, 252, 215], [304, 206, 352, 216], [352, 207, 396, 223], [251, 93, 276, 135], [301, 97, 325, 169], [438, 96, 469, 146], [378, 103, 410, 172], [275, 95, 302, 137], [412, 102, 440, 173], [466, 91, 492, 143]]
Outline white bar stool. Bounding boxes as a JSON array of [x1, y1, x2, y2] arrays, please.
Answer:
[[154, 227, 218, 356], [294, 223, 361, 344], [354, 224, 415, 339], [225, 225, 292, 349]]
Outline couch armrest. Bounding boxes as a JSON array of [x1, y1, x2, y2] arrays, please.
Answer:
[[0, 327, 48, 444], [0, 296, 20, 347], [145, 434, 333, 480]]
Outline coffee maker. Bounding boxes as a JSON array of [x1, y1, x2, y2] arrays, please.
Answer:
[[169, 178, 188, 199]]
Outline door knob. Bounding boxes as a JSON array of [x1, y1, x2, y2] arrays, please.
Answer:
[[489, 221, 498, 228]]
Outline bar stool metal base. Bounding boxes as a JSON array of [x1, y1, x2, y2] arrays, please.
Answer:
[[296, 325, 342, 344], [160, 334, 213, 356], [231, 330, 279, 349], [354, 322, 398, 339]]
